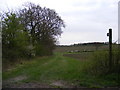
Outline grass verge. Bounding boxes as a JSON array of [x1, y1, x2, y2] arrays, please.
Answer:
[[2, 53, 119, 88]]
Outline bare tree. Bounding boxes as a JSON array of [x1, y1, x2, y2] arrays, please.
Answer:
[[19, 2, 65, 55]]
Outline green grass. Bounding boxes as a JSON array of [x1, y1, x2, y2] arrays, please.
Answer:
[[3, 53, 119, 88]]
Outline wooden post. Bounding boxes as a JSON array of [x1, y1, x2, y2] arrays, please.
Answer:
[[107, 28, 112, 72]]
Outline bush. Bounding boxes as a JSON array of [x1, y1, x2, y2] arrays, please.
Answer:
[[35, 43, 54, 56]]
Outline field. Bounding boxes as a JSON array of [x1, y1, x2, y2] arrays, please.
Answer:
[[54, 44, 109, 53], [2, 45, 119, 88]]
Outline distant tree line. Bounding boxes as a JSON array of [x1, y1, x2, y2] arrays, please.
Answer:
[[73, 42, 109, 46], [2, 2, 65, 61], [57, 42, 109, 47]]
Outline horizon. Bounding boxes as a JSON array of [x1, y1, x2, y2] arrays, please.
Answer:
[[57, 41, 119, 46]]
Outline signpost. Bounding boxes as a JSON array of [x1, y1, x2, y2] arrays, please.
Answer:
[[107, 28, 112, 72]]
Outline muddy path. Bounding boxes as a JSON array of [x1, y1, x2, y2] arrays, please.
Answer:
[[3, 76, 76, 88]]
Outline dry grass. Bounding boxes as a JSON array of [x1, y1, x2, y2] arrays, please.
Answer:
[[63, 52, 92, 61]]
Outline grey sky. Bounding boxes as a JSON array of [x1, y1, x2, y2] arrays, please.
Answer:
[[0, 0, 119, 45]]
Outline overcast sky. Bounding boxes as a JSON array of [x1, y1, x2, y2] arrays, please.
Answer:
[[0, 0, 119, 45]]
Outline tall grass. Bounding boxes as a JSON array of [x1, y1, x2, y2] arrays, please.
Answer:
[[87, 48, 120, 75]]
